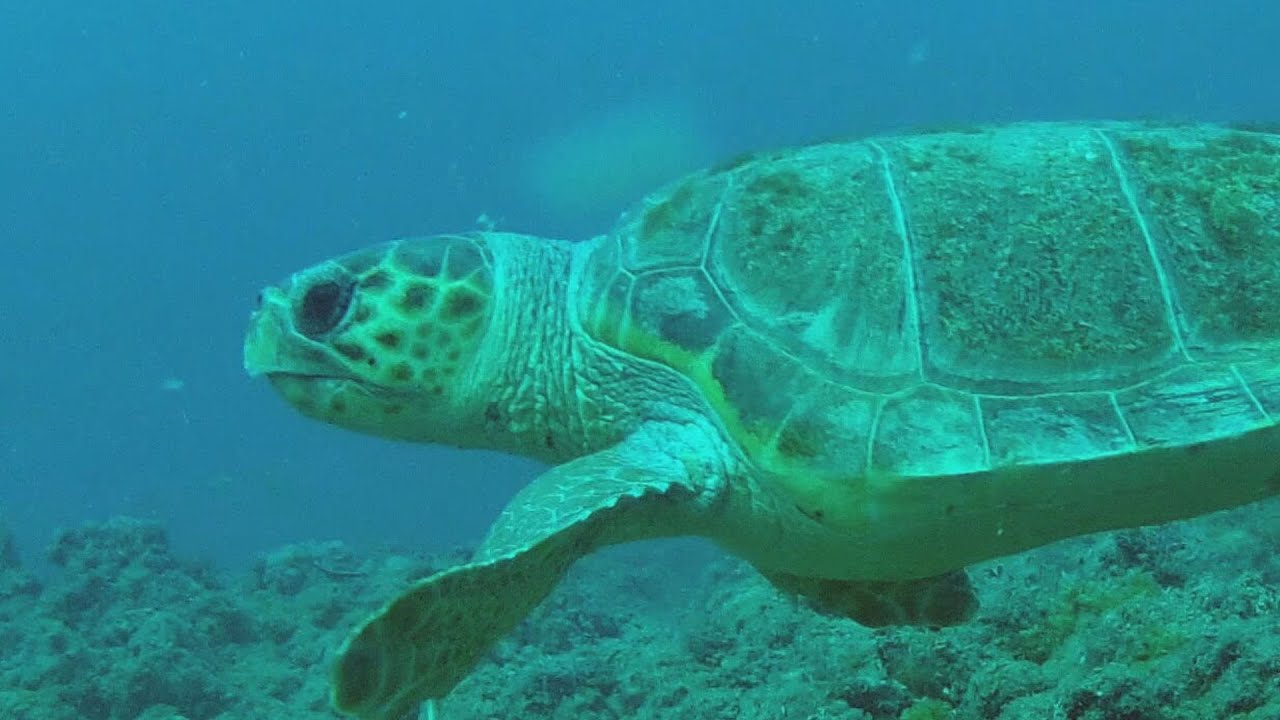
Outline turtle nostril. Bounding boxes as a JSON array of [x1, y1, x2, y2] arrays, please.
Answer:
[[296, 279, 354, 338]]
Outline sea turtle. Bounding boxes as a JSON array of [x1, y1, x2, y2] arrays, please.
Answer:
[[243, 121, 1280, 720]]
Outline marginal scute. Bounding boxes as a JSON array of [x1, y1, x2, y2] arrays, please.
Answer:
[[982, 393, 1132, 465], [769, 383, 877, 476], [872, 384, 985, 477], [709, 327, 811, 448], [1116, 365, 1270, 446], [1234, 360, 1280, 417]]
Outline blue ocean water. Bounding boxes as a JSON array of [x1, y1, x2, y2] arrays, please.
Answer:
[[1, 0, 1276, 572]]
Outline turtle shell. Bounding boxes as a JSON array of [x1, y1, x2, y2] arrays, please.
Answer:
[[577, 122, 1280, 554]]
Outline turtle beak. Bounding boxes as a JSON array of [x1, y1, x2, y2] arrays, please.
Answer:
[[243, 285, 299, 378], [244, 283, 369, 390]]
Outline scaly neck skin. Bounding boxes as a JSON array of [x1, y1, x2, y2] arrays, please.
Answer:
[[464, 233, 626, 463]]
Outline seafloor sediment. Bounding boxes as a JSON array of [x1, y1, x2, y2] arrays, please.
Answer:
[[0, 498, 1277, 720]]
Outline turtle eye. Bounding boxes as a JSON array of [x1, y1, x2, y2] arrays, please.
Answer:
[[296, 278, 354, 338]]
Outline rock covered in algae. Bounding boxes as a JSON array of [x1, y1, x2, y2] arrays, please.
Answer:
[[0, 503, 1276, 719]]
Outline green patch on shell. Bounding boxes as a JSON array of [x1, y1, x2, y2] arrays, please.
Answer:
[[611, 315, 761, 460]]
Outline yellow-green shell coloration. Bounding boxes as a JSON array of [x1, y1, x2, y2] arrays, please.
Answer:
[[579, 121, 1280, 557]]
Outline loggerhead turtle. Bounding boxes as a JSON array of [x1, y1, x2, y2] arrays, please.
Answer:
[[244, 121, 1280, 720]]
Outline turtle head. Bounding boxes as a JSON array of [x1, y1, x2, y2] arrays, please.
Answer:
[[244, 234, 499, 443]]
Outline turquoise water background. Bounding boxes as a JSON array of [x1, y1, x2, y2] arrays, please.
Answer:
[[2, 1, 1277, 569]]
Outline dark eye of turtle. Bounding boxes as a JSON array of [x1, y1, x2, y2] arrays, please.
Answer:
[[296, 279, 354, 338]]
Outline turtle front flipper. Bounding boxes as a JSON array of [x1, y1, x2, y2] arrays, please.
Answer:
[[765, 570, 978, 628], [330, 423, 713, 720]]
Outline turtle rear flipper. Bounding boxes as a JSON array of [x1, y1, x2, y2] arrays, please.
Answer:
[[331, 424, 710, 720], [765, 569, 978, 628]]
